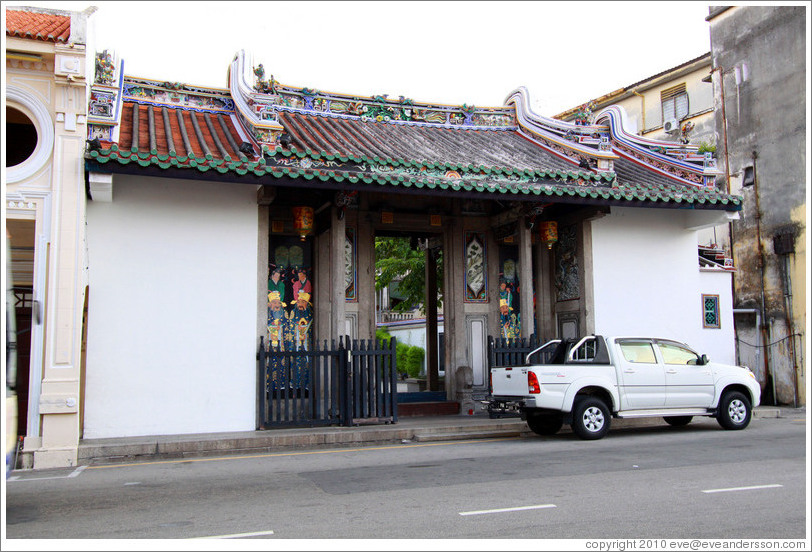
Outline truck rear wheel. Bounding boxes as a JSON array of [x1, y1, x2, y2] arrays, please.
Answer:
[[717, 391, 752, 430], [526, 412, 564, 436], [571, 397, 611, 440]]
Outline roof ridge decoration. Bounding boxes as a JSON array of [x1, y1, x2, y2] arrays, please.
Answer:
[[87, 50, 125, 142], [230, 50, 517, 153], [595, 105, 721, 188], [505, 87, 618, 173], [88, 60, 237, 144]]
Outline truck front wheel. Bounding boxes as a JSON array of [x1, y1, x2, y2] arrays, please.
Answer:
[[717, 391, 752, 430], [571, 397, 611, 440], [526, 412, 564, 436]]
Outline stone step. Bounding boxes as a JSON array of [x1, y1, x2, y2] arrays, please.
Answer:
[[398, 401, 460, 417]]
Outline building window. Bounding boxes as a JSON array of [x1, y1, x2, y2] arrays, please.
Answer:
[[702, 294, 720, 329], [661, 83, 689, 121], [6, 106, 38, 167]]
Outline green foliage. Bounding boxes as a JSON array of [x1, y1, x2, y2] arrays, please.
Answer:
[[376, 328, 392, 345], [396, 342, 411, 375], [697, 141, 717, 154], [405, 346, 426, 379], [375, 237, 443, 313]]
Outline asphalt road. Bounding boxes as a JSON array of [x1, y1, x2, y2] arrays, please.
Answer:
[[4, 414, 808, 542]]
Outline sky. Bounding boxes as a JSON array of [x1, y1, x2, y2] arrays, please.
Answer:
[[5, 1, 718, 115]]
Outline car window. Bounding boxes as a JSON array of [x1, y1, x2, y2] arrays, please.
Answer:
[[658, 342, 700, 365], [618, 341, 657, 364]]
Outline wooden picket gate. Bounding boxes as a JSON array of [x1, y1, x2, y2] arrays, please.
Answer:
[[257, 336, 398, 428]]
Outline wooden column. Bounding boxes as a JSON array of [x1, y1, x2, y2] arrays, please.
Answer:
[[330, 206, 346, 342], [425, 245, 439, 392], [534, 241, 554, 341], [518, 215, 534, 338]]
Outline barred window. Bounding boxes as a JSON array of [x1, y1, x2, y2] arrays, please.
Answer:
[[661, 83, 689, 121], [702, 294, 720, 329]]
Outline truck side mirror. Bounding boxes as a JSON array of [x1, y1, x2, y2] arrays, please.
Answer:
[[699, 354, 709, 365]]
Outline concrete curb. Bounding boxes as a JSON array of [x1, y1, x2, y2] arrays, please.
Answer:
[[73, 406, 804, 467], [77, 419, 530, 465]]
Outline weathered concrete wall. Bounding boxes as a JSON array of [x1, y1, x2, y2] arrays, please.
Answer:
[[710, 5, 807, 405]]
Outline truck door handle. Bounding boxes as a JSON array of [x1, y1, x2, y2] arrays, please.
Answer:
[[624, 369, 635, 373], [666, 369, 677, 374]]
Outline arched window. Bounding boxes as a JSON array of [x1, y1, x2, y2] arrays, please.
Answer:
[[6, 106, 39, 167]]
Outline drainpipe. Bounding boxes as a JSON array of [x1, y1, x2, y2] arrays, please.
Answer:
[[631, 90, 646, 134], [751, 150, 774, 405], [777, 244, 800, 407], [710, 65, 732, 194]]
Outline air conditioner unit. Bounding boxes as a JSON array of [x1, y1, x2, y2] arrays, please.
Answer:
[[663, 118, 680, 134]]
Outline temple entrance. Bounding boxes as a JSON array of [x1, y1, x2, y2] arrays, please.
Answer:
[[374, 231, 444, 396]]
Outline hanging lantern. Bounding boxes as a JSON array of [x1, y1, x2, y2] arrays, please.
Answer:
[[292, 206, 314, 241], [540, 221, 558, 250]]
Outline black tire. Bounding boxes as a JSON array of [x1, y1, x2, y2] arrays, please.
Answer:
[[664, 416, 693, 427], [571, 396, 611, 440], [717, 391, 752, 430], [526, 412, 564, 436]]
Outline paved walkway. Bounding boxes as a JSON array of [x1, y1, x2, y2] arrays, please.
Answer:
[[71, 405, 802, 467]]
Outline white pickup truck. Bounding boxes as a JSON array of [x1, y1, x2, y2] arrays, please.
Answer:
[[487, 335, 761, 440]]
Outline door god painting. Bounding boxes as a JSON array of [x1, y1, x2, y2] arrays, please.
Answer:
[[267, 237, 314, 390]]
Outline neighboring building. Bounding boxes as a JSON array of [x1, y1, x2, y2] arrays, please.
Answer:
[[4, 6, 97, 469], [7, 6, 745, 467], [555, 52, 728, 250], [556, 52, 715, 147], [707, 5, 807, 407]]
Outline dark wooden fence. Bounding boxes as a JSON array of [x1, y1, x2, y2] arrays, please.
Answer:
[[258, 336, 398, 429], [487, 334, 541, 368]]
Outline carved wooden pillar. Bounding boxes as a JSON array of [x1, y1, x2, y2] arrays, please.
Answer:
[[330, 206, 346, 342], [518, 215, 534, 338], [425, 244, 439, 392]]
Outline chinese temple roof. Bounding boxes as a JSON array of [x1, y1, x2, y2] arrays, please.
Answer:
[[84, 50, 741, 211], [5, 8, 71, 43]]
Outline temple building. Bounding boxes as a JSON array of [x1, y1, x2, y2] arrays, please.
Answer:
[[7, 6, 745, 468]]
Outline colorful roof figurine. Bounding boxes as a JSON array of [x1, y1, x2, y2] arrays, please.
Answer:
[[5, 8, 71, 43], [84, 49, 741, 211]]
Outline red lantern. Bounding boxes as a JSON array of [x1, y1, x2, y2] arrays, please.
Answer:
[[292, 206, 314, 241], [540, 221, 558, 250]]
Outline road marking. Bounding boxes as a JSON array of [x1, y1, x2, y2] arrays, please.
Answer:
[[7, 465, 87, 482], [68, 465, 87, 478], [701, 484, 783, 494], [459, 504, 557, 516], [191, 530, 275, 539], [85, 437, 520, 470]]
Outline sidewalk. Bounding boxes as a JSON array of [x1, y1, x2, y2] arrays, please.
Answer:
[[73, 405, 804, 467]]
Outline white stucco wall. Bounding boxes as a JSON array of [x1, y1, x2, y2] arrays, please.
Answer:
[[590, 207, 735, 364], [84, 176, 259, 438]]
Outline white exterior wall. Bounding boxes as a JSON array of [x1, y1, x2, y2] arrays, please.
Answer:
[[84, 176, 259, 438], [590, 207, 735, 364]]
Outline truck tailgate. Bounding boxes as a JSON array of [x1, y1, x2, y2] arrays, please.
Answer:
[[490, 366, 531, 396]]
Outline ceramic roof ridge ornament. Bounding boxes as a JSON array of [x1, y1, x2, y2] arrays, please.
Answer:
[[595, 105, 721, 188], [505, 86, 617, 173]]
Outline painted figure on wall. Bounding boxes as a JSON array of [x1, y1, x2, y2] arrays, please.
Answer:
[[268, 267, 285, 300], [267, 291, 287, 390], [287, 291, 313, 387], [499, 278, 513, 309], [292, 267, 312, 302], [499, 298, 520, 339], [267, 291, 287, 347], [268, 235, 314, 390]]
